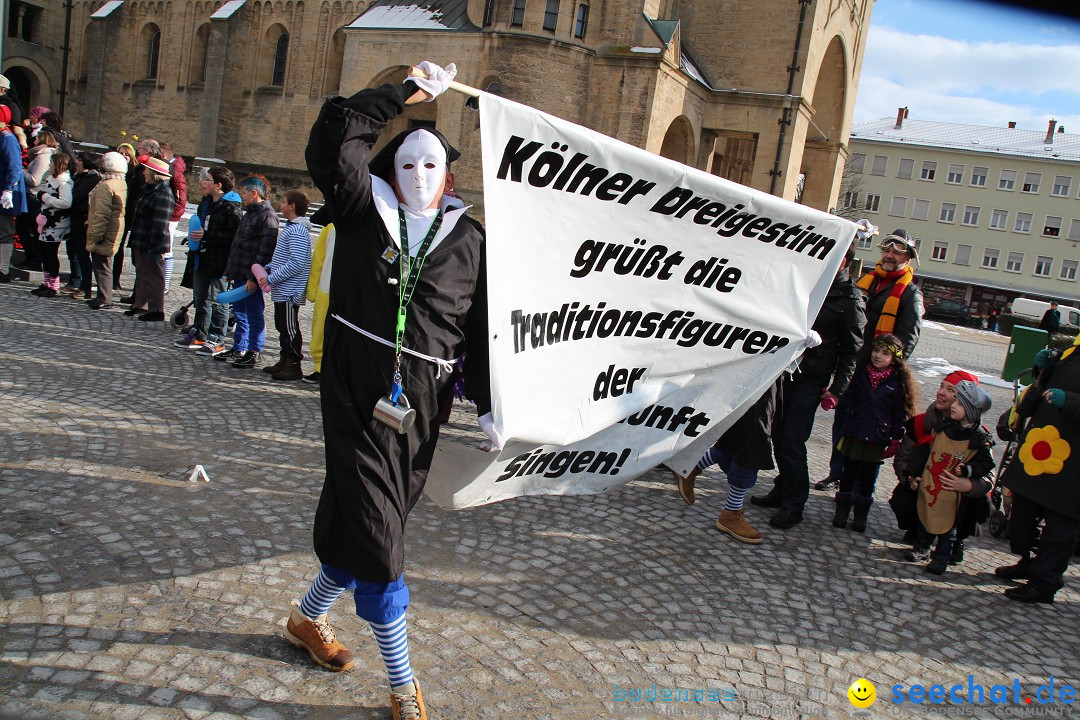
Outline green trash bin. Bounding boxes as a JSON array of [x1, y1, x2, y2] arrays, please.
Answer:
[[1002, 325, 1047, 382]]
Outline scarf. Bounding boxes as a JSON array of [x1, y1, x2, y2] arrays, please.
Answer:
[[866, 363, 894, 390], [857, 264, 914, 336]]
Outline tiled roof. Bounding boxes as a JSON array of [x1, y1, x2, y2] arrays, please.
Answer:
[[850, 117, 1080, 163], [348, 0, 478, 31]]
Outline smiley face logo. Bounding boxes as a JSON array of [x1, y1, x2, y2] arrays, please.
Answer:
[[847, 678, 876, 709]]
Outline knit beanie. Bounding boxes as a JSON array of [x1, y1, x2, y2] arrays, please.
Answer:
[[954, 380, 992, 424]]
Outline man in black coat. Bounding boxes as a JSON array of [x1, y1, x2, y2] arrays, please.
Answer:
[[751, 243, 866, 527], [1038, 302, 1061, 334], [284, 62, 493, 720]]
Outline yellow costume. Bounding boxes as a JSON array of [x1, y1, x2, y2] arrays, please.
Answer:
[[306, 223, 336, 373]]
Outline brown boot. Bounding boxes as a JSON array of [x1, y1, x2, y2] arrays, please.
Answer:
[[390, 680, 427, 720], [272, 357, 303, 382], [715, 509, 763, 544], [670, 468, 700, 505], [263, 355, 287, 374], [283, 600, 355, 672]]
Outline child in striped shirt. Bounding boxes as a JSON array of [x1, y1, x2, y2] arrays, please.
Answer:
[[261, 190, 312, 381]]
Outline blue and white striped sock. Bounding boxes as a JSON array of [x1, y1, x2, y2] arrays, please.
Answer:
[[298, 569, 348, 619], [696, 447, 721, 472], [371, 613, 414, 689], [725, 485, 748, 511], [163, 255, 174, 293]]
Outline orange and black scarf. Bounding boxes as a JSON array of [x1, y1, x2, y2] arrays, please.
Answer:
[[857, 264, 914, 336]]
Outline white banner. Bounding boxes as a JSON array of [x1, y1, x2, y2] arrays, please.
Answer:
[[426, 93, 855, 509]]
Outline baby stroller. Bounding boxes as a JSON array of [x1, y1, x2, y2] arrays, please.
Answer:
[[987, 368, 1034, 536]]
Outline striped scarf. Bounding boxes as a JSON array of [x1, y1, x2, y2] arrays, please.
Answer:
[[857, 264, 914, 336]]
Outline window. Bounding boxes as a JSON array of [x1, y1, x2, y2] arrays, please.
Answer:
[[896, 158, 914, 179], [140, 24, 161, 80], [190, 23, 211, 84], [1022, 172, 1041, 193], [870, 155, 888, 176], [1014, 212, 1032, 233], [947, 163, 964, 184], [272, 33, 289, 86], [1035, 256, 1053, 277], [971, 166, 988, 187], [864, 193, 880, 212], [962, 205, 980, 226], [1069, 219, 1080, 242], [983, 248, 1000, 269], [932, 241, 948, 261], [911, 198, 929, 221], [1044, 216, 1062, 237], [954, 244, 972, 265], [573, 3, 588, 38], [848, 153, 865, 174], [920, 161, 937, 180], [1062, 259, 1079, 281], [511, 0, 526, 26], [543, 0, 559, 31], [999, 169, 1016, 190], [841, 190, 858, 210], [1053, 175, 1071, 197], [1006, 252, 1024, 272], [483, 0, 497, 25], [856, 235, 872, 250], [939, 202, 956, 223], [889, 196, 907, 217], [989, 209, 1008, 230]]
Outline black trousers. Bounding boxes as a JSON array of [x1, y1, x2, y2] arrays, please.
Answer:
[[274, 301, 303, 361], [1008, 493, 1080, 592]]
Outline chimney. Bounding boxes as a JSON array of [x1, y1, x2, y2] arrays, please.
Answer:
[[894, 106, 908, 129], [1008, 121, 1016, 129], [1045, 119, 1057, 144]]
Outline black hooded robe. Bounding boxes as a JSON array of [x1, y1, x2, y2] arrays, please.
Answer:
[[305, 82, 491, 583]]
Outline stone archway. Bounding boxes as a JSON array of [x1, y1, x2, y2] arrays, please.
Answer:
[[800, 35, 848, 210], [659, 115, 695, 166], [2, 64, 43, 118]]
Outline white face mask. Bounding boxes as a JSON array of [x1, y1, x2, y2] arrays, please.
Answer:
[[394, 130, 447, 211]]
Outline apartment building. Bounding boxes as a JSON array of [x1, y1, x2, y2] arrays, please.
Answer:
[[845, 111, 1080, 316]]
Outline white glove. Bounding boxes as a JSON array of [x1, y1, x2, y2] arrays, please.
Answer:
[[854, 218, 878, 240], [477, 412, 503, 452], [0, 190, 12, 209], [411, 61, 457, 101]]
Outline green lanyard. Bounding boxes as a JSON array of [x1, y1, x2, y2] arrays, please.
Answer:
[[394, 207, 444, 356]]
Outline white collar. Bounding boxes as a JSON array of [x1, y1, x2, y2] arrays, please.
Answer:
[[371, 175, 469, 252]]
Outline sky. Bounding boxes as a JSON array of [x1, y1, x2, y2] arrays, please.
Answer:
[[853, 0, 1080, 133]]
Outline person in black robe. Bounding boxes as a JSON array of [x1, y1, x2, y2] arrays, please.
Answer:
[[283, 62, 494, 719]]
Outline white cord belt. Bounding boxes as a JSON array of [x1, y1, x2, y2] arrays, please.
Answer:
[[331, 313, 456, 378]]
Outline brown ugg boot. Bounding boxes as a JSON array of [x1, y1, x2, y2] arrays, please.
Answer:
[[715, 509, 763, 544], [670, 468, 701, 505]]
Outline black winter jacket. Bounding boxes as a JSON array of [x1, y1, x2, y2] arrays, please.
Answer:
[[196, 192, 243, 278], [69, 170, 101, 245], [224, 200, 278, 282], [793, 268, 866, 396], [835, 365, 907, 446], [859, 273, 924, 359]]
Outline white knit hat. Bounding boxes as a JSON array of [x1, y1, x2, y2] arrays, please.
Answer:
[[101, 151, 128, 174]]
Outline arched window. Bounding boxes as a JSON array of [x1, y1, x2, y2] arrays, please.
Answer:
[[190, 23, 211, 84], [78, 24, 93, 80], [272, 32, 289, 86], [325, 28, 346, 94], [139, 23, 161, 80]]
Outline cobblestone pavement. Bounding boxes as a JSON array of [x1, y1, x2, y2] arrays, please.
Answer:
[[1, 269, 1077, 720]]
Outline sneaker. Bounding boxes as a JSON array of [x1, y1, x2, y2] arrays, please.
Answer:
[[715, 509, 763, 544], [197, 340, 227, 357], [389, 680, 427, 720], [231, 350, 260, 369], [70, 289, 86, 300], [814, 476, 839, 491], [174, 329, 198, 349], [214, 348, 242, 363], [905, 547, 931, 563], [282, 600, 355, 672], [59, 284, 78, 295], [302, 371, 321, 384]]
